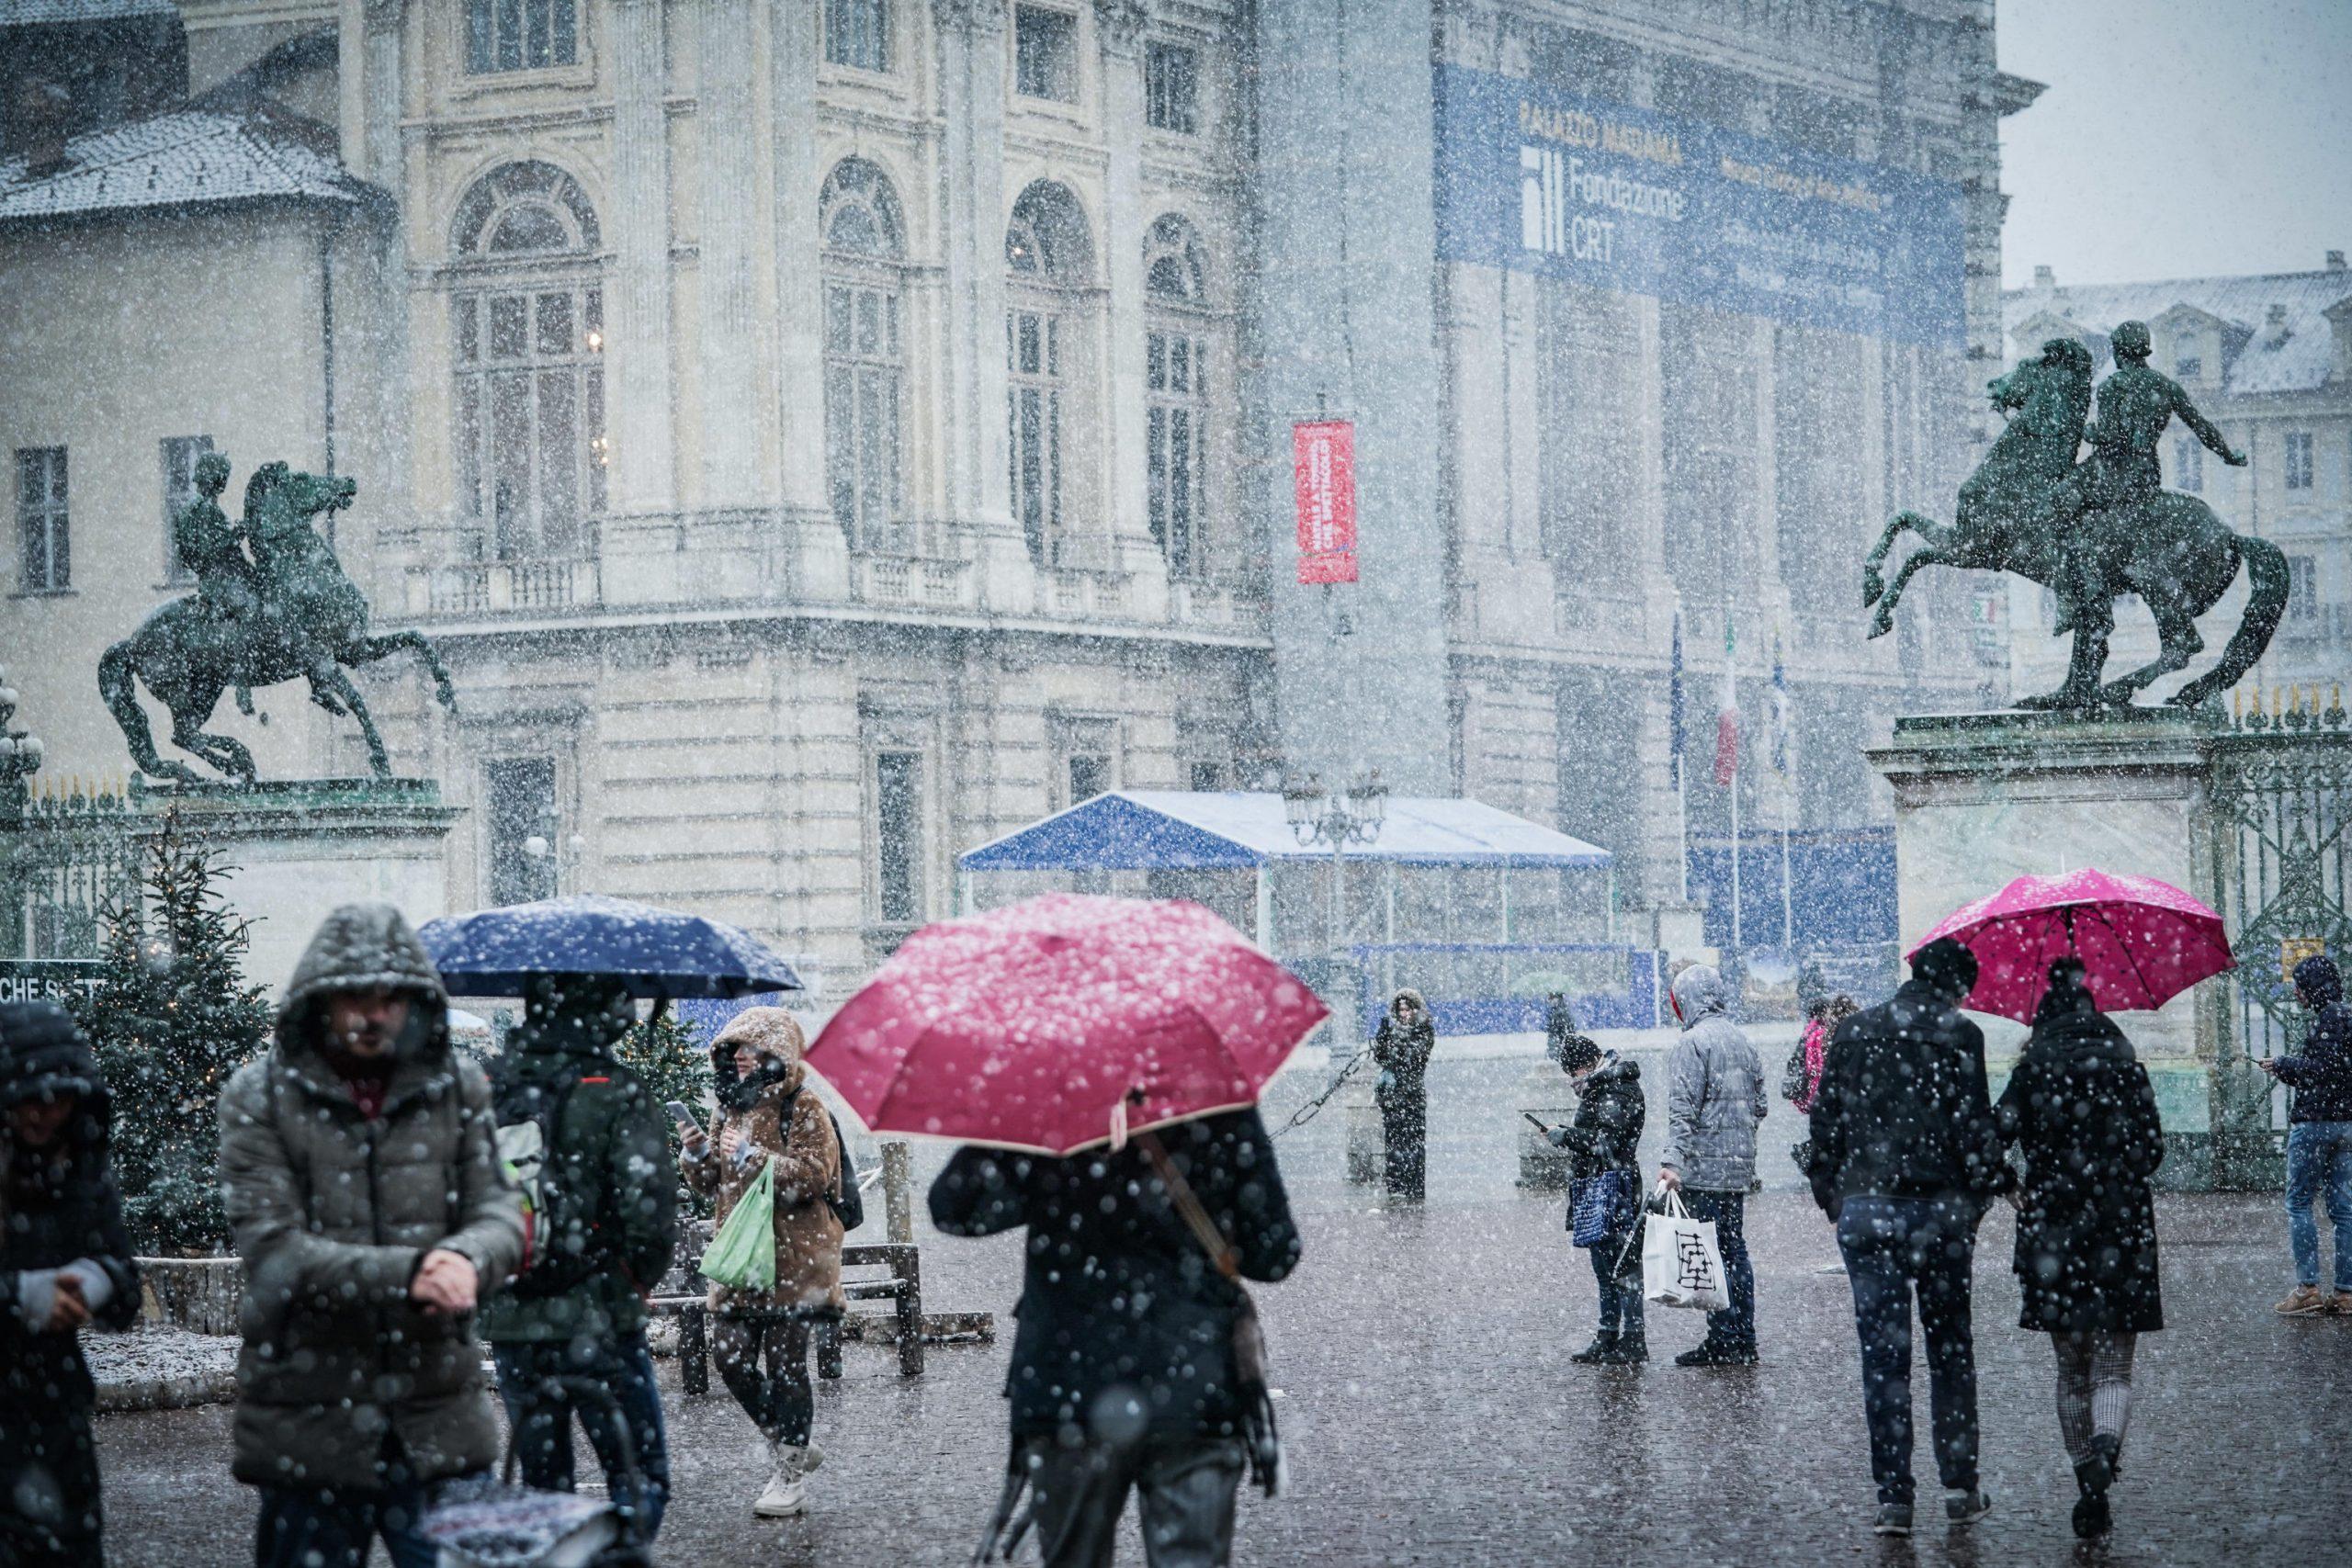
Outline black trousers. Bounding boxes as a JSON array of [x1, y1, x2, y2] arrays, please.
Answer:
[[1589, 1230, 1645, 1337], [712, 1314, 814, 1447], [0, 1396, 102, 1568], [1377, 1085, 1428, 1201], [1026, 1433, 1248, 1568]]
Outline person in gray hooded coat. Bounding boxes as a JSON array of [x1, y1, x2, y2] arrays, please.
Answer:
[[1657, 963, 1767, 1366], [218, 904, 524, 1568]]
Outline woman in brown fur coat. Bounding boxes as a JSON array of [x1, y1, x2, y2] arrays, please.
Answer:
[[681, 1007, 845, 1517]]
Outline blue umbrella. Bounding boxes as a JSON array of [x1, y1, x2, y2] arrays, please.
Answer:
[[418, 895, 804, 999]]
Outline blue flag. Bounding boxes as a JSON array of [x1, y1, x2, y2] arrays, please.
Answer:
[[1668, 604, 1686, 793]]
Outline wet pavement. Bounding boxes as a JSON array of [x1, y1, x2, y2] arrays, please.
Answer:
[[95, 1051, 2351, 1565]]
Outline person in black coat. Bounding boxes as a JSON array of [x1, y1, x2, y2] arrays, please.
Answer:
[[1371, 990, 1437, 1202], [1, 1002, 141, 1568], [1545, 1035, 1647, 1364], [1995, 958, 2165, 1540], [930, 1107, 1300, 1568]]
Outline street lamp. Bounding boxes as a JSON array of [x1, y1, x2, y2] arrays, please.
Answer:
[[1282, 766, 1387, 972], [522, 807, 586, 897], [0, 664, 45, 816]]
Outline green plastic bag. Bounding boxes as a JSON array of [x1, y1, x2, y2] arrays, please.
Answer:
[[699, 1157, 776, 1291]]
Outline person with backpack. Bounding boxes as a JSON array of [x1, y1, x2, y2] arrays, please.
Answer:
[[680, 1007, 846, 1519], [481, 976, 679, 1540], [1783, 992, 1860, 1114], [2, 1002, 141, 1567]]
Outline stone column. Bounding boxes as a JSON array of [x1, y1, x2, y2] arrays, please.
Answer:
[[697, 0, 765, 511], [1095, 1, 1160, 611], [771, 0, 849, 597], [608, 0, 676, 516]]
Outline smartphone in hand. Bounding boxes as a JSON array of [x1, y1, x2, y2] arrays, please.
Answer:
[[665, 1100, 702, 1132], [1522, 1111, 1553, 1134]]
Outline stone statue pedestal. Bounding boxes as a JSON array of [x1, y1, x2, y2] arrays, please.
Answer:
[[131, 779, 462, 994], [1866, 710, 2237, 1185]]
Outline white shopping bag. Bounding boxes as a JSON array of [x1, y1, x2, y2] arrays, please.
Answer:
[[1641, 1190, 1731, 1313]]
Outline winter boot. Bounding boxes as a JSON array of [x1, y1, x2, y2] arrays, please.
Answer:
[[2072, 1442, 2116, 1540], [1569, 1330, 1619, 1364], [753, 1440, 808, 1517], [1599, 1327, 1647, 1365]]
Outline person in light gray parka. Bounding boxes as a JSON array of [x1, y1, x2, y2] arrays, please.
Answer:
[[219, 904, 524, 1568], [1657, 963, 1767, 1365]]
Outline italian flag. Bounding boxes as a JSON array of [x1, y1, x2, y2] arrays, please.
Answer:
[[1713, 618, 1740, 787]]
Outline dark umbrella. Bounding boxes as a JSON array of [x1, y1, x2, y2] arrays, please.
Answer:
[[418, 895, 804, 999]]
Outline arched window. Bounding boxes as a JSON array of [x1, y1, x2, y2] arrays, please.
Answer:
[[1143, 214, 1210, 577], [450, 162, 605, 560], [820, 160, 907, 552], [1005, 181, 1095, 567]]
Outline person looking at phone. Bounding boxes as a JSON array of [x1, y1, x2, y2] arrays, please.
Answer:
[[1544, 1033, 1647, 1364], [2258, 954, 2352, 1317], [480, 975, 679, 1540]]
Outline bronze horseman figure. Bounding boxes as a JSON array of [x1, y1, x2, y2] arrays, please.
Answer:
[[100, 457, 456, 784], [1861, 321, 2284, 712]]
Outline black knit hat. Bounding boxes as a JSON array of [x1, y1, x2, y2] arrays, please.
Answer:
[[1558, 1033, 1602, 1074]]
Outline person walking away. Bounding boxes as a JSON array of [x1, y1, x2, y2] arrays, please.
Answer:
[[1544, 993, 1577, 1067], [1, 1002, 141, 1567], [931, 1107, 1301, 1568], [1657, 964, 1767, 1365], [2259, 953, 2352, 1316], [1783, 993, 1860, 1115], [1805, 936, 2008, 1537], [680, 1007, 845, 1518], [481, 975, 679, 1538], [1371, 990, 1437, 1202], [1996, 958, 2165, 1540], [1547, 1033, 1646, 1364], [219, 905, 524, 1568]]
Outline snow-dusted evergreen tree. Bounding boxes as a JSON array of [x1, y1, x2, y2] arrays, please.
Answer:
[[70, 818, 271, 1255], [615, 1002, 714, 1217]]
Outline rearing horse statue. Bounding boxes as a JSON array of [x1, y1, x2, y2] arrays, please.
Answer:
[[1861, 335, 2287, 712], [99, 462, 457, 784]]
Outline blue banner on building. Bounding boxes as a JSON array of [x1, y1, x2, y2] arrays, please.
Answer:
[[1433, 64, 1966, 348]]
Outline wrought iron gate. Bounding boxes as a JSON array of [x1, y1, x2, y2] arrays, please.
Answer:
[[1, 787, 141, 960]]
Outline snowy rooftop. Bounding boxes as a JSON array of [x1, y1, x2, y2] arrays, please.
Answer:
[[0, 108, 371, 223], [2003, 265, 2352, 396], [0, 0, 175, 22], [961, 791, 1612, 872]]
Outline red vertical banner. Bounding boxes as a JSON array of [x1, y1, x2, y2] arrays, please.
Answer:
[[1293, 420, 1358, 583]]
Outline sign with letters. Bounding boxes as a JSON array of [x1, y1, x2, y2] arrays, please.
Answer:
[[0, 960, 103, 1007], [1433, 64, 1966, 349], [1293, 420, 1359, 584]]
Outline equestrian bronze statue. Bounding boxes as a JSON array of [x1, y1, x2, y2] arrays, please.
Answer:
[[100, 457, 456, 784], [1862, 319, 2286, 712]]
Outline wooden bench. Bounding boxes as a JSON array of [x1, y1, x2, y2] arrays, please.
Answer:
[[650, 1242, 926, 1390]]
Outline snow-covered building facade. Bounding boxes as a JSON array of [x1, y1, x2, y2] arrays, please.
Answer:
[[2002, 259, 2352, 707], [2, 0, 2029, 986]]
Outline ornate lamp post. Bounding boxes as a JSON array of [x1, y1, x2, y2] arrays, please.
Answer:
[[522, 802, 585, 898], [0, 664, 47, 819], [1283, 767, 1387, 960]]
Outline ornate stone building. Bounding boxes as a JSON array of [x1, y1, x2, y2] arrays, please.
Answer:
[[2, 0, 2031, 985]]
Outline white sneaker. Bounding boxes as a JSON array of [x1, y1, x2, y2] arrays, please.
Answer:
[[753, 1441, 809, 1517]]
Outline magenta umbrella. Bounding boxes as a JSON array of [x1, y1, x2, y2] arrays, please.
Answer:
[[804, 894, 1329, 1156], [1908, 868, 2236, 1023]]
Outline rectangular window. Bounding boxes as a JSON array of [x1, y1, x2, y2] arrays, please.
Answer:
[[2287, 554, 2318, 621], [467, 0, 578, 73], [875, 750, 923, 923], [454, 284, 604, 557], [1145, 41, 1199, 133], [825, 0, 889, 72], [2286, 431, 2313, 491], [2172, 437, 2203, 494], [825, 279, 902, 550], [16, 446, 68, 592], [160, 435, 215, 583], [1068, 754, 1110, 804], [485, 757, 559, 905], [1013, 6, 1077, 102], [1190, 760, 1225, 793], [1147, 327, 1209, 576], [1007, 308, 1063, 564], [2175, 355, 2201, 379]]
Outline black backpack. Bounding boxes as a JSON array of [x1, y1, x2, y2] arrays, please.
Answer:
[[824, 1108, 865, 1232], [493, 1062, 640, 1293]]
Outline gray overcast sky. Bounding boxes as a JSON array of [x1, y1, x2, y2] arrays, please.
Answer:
[[1996, 0, 2352, 288]]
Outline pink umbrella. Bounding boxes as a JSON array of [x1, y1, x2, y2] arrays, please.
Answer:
[[804, 894, 1329, 1155], [1908, 868, 2236, 1023]]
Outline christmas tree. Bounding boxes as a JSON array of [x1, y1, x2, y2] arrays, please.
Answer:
[[614, 1001, 715, 1217], [70, 817, 271, 1255]]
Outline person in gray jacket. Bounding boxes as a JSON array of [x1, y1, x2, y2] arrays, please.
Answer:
[[218, 905, 525, 1568], [1657, 963, 1768, 1366]]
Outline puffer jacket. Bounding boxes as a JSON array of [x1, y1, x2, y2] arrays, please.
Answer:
[[218, 905, 524, 1493], [1658, 965, 1767, 1190], [682, 1007, 845, 1316], [2274, 955, 2352, 1124], [1547, 1055, 1645, 1179]]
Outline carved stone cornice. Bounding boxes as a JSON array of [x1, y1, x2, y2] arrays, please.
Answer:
[[1093, 0, 1148, 55]]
